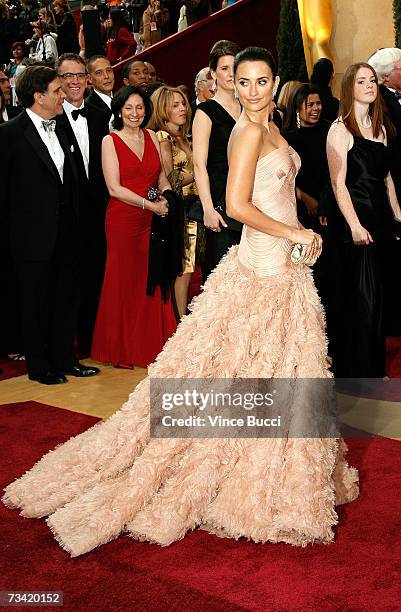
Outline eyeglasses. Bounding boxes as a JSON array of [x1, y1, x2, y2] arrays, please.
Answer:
[[59, 72, 87, 80]]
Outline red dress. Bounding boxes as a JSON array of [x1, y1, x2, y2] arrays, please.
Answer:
[[91, 130, 177, 367]]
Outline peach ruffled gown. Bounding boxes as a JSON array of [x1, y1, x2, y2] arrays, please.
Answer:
[[3, 147, 359, 556]]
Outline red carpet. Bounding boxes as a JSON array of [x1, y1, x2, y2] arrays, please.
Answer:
[[1, 401, 401, 611], [0, 357, 27, 381], [386, 336, 401, 378]]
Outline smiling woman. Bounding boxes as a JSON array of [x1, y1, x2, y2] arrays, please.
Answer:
[[90, 85, 177, 368]]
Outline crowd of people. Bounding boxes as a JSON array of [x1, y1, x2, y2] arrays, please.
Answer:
[[0, 0, 235, 74], [1, 15, 401, 386], [3, 45, 361, 556]]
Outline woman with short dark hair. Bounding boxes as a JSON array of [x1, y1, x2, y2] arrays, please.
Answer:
[[192, 39, 241, 279], [91, 86, 177, 368]]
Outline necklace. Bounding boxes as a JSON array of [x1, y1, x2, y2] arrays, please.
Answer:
[[358, 115, 372, 129]]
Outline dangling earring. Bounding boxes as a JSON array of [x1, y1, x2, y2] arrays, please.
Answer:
[[296, 111, 301, 129], [272, 87, 277, 98], [211, 79, 217, 93], [234, 87, 239, 100]]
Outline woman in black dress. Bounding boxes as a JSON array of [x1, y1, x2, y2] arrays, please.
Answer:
[[192, 39, 241, 280], [326, 62, 401, 377]]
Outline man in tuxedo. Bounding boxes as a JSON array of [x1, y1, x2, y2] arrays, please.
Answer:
[[86, 55, 114, 122], [0, 71, 23, 121], [145, 62, 157, 84], [368, 48, 401, 201], [56, 53, 110, 355], [189, 66, 213, 134], [0, 65, 99, 383], [368, 48, 401, 334]]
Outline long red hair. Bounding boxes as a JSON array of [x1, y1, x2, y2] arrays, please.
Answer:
[[339, 62, 383, 139]]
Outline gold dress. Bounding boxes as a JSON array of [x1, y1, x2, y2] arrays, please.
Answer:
[[156, 130, 197, 274]]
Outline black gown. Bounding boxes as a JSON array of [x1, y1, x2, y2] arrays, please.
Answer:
[[196, 100, 242, 279], [327, 136, 395, 377]]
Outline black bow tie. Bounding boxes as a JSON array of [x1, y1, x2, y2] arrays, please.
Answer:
[[394, 90, 401, 99], [71, 107, 88, 121]]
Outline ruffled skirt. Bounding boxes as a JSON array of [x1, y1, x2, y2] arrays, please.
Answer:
[[3, 247, 359, 556]]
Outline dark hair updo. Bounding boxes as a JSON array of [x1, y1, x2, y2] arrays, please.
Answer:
[[111, 85, 153, 130], [234, 47, 277, 78], [209, 39, 241, 72]]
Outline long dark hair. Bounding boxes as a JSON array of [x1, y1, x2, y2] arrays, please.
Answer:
[[110, 10, 130, 34], [283, 83, 321, 131]]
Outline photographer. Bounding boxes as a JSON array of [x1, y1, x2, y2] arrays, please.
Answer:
[[31, 20, 58, 66]]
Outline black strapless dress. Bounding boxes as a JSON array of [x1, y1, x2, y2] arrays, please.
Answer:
[[328, 137, 395, 377]]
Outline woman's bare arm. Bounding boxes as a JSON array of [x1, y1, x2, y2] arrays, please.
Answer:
[[192, 108, 227, 230], [226, 123, 316, 246], [102, 135, 168, 215], [326, 121, 372, 244]]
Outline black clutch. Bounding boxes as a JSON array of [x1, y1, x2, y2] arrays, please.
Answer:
[[187, 198, 204, 223], [187, 199, 242, 232]]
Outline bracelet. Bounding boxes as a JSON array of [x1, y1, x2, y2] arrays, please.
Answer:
[[142, 197, 145, 209]]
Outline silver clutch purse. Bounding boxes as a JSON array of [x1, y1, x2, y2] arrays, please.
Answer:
[[290, 243, 309, 265]]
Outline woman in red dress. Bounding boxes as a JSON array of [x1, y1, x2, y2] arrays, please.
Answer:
[[91, 86, 177, 368]]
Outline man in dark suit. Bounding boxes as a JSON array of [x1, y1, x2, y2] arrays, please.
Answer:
[[189, 66, 213, 135], [368, 48, 401, 201], [0, 65, 99, 383], [86, 55, 114, 122], [56, 53, 110, 355], [368, 48, 401, 334]]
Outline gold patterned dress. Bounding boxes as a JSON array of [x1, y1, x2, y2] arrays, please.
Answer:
[[156, 130, 198, 274]]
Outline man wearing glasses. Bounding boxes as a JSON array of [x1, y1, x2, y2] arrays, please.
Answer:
[[57, 53, 109, 356]]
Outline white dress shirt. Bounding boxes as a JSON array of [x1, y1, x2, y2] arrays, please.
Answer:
[[26, 107, 64, 182], [63, 99, 89, 178], [2, 107, 8, 122]]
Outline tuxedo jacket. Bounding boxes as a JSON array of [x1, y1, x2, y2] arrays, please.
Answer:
[[0, 110, 78, 262], [85, 91, 113, 122], [5, 104, 23, 120], [57, 103, 109, 211], [380, 84, 401, 200]]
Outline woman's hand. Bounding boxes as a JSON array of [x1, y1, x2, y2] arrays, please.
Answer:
[[203, 207, 227, 232], [149, 196, 169, 216], [350, 224, 373, 245], [290, 228, 323, 264]]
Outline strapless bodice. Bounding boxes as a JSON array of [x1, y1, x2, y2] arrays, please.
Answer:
[[237, 146, 301, 277]]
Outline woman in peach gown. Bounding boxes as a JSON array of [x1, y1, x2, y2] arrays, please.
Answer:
[[3, 48, 359, 557]]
